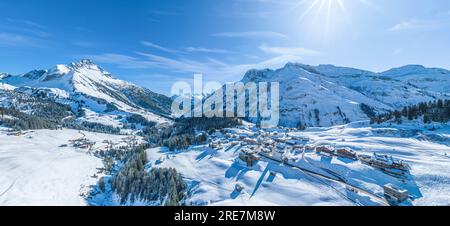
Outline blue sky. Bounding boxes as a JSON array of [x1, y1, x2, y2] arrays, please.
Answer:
[[1, 0, 450, 95]]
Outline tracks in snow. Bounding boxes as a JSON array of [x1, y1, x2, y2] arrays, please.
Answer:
[[260, 154, 390, 206]]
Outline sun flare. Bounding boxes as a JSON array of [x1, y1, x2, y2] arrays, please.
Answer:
[[294, 0, 348, 37]]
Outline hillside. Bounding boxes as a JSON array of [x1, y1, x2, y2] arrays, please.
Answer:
[[1, 60, 173, 127], [211, 63, 449, 128]]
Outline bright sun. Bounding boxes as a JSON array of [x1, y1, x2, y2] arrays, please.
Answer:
[[293, 0, 348, 38]]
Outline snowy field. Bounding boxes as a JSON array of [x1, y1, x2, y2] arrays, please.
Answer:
[[146, 146, 355, 206], [0, 128, 129, 206], [291, 122, 450, 206], [1, 121, 449, 206], [146, 121, 450, 206]]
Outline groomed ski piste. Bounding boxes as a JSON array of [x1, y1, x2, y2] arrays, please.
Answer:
[[0, 127, 134, 206]]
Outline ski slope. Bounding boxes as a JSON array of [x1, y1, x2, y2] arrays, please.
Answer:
[[0, 128, 129, 206], [1, 60, 172, 126], [145, 122, 450, 206], [146, 146, 355, 206], [1, 122, 449, 206], [290, 121, 450, 206]]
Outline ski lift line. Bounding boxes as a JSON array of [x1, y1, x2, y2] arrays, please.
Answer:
[[0, 179, 17, 198]]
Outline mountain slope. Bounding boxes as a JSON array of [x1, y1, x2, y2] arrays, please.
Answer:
[[3, 60, 449, 129], [1, 60, 172, 126], [238, 64, 393, 127], [304, 64, 448, 108], [0, 83, 15, 91], [381, 65, 450, 94], [213, 63, 449, 128], [0, 128, 133, 205]]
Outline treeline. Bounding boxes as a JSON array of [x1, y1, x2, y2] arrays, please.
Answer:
[[0, 92, 74, 130], [372, 99, 450, 124], [0, 106, 122, 134], [125, 114, 156, 128], [360, 103, 376, 119], [143, 116, 241, 151], [122, 87, 173, 116], [64, 120, 121, 134], [173, 116, 242, 132], [110, 149, 186, 205], [97, 143, 151, 172], [0, 95, 124, 133], [0, 107, 63, 130]]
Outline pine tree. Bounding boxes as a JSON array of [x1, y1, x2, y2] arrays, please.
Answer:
[[371, 99, 450, 125]]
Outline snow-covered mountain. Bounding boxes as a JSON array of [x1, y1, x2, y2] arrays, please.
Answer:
[[1, 60, 173, 126], [2, 61, 450, 207], [217, 63, 449, 127], [239, 64, 390, 127], [0, 73, 11, 80], [2, 60, 449, 129], [302, 64, 449, 108], [0, 83, 15, 91], [381, 65, 450, 94]]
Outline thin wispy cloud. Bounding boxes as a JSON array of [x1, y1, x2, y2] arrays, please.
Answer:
[[389, 13, 450, 32], [142, 42, 234, 55], [87, 50, 305, 83], [0, 32, 30, 46], [0, 32, 42, 47], [259, 43, 322, 56], [185, 47, 233, 54], [6, 18, 46, 29], [141, 41, 182, 54], [218, 10, 272, 18], [388, 20, 423, 32], [0, 19, 51, 38], [205, 57, 229, 67], [136, 52, 223, 74], [211, 31, 288, 39], [87, 53, 154, 69], [147, 10, 178, 23], [0, 18, 52, 47]]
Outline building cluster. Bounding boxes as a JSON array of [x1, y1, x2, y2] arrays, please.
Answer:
[[208, 126, 412, 204], [69, 137, 96, 150], [211, 128, 311, 167], [314, 145, 410, 172], [383, 183, 409, 203], [6, 130, 34, 136], [315, 146, 358, 160], [359, 153, 410, 172]]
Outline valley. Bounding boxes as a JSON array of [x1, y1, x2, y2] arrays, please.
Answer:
[[140, 121, 450, 206], [1, 60, 450, 206]]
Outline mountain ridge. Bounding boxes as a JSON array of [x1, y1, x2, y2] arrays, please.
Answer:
[[2, 60, 450, 128], [223, 62, 450, 127], [1, 59, 173, 127]]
